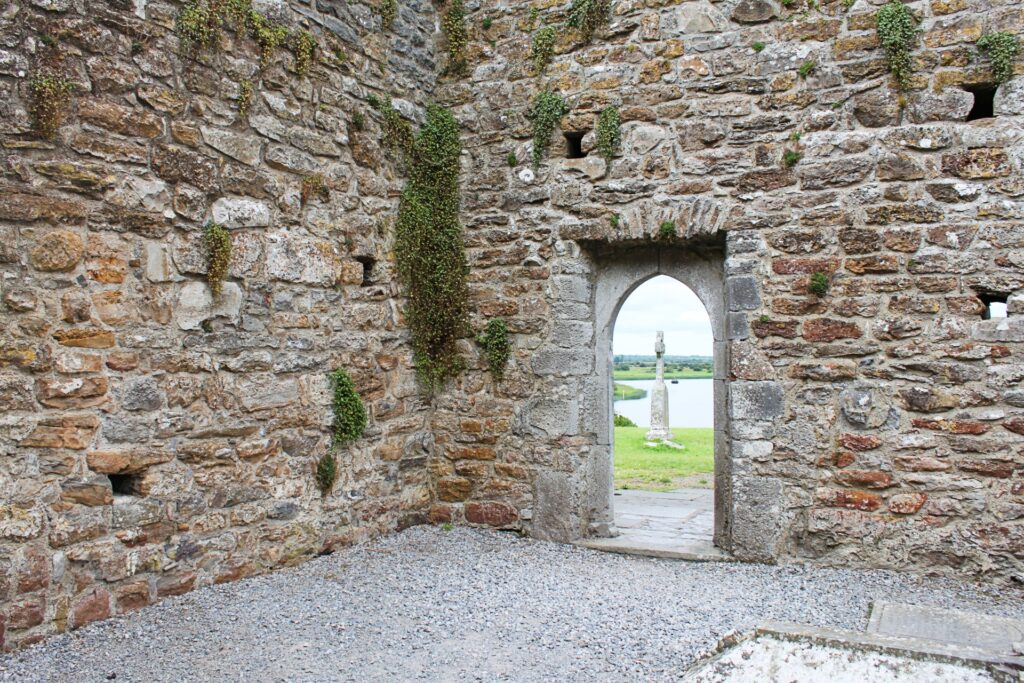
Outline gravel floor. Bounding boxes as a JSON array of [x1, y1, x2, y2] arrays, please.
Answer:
[[2, 526, 1021, 682]]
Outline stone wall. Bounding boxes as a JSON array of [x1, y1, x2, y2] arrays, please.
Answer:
[[430, 0, 1024, 582], [0, 0, 439, 648], [2, 0, 1024, 652]]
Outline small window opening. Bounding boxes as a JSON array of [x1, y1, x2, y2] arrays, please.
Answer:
[[965, 84, 997, 121], [978, 291, 1009, 320], [355, 256, 376, 286], [109, 473, 143, 496], [564, 132, 586, 159]]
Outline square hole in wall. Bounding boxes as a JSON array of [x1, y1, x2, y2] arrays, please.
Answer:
[[564, 132, 586, 159], [978, 291, 1009, 319], [964, 84, 997, 121], [109, 473, 144, 496], [355, 256, 376, 286]]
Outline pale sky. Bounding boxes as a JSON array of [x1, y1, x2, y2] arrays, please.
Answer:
[[613, 275, 713, 357]]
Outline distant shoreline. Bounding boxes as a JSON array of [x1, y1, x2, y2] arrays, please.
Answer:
[[613, 372, 713, 380]]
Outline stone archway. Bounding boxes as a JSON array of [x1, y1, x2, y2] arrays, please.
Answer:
[[587, 241, 733, 550]]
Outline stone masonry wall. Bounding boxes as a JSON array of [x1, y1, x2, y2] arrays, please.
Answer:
[[430, 0, 1024, 583], [0, 0, 438, 649]]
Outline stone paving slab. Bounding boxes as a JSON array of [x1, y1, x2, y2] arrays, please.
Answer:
[[868, 601, 1024, 657]]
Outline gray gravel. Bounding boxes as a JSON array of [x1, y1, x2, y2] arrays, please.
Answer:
[[2, 526, 1021, 682]]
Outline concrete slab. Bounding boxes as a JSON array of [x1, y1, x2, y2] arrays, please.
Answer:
[[578, 488, 731, 562], [868, 601, 1024, 657]]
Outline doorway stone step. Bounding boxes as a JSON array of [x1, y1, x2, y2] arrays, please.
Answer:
[[577, 534, 732, 562]]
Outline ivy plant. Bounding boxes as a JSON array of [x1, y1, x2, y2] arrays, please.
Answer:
[[442, 0, 468, 76], [292, 29, 317, 76], [531, 26, 557, 74], [875, 0, 919, 90], [977, 32, 1020, 84], [203, 222, 231, 298], [28, 73, 73, 140], [393, 106, 469, 391], [477, 318, 511, 383], [527, 89, 568, 168], [328, 368, 367, 446], [596, 106, 620, 162], [566, 0, 612, 43]]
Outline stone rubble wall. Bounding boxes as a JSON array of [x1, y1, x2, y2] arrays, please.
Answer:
[[0, 0, 439, 649], [429, 0, 1024, 583]]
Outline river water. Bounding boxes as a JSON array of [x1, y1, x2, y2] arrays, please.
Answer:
[[613, 379, 714, 428]]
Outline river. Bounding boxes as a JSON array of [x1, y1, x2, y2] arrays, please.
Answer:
[[613, 378, 714, 428]]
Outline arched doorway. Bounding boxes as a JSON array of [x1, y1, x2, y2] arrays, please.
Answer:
[[607, 275, 719, 556], [582, 243, 733, 556]]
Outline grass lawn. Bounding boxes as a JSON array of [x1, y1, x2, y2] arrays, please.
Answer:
[[612, 382, 647, 401], [613, 367, 713, 380], [614, 426, 714, 492]]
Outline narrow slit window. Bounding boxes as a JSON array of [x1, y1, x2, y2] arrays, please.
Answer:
[[355, 256, 376, 286], [965, 84, 997, 121], [564, 132, 586, 159], [109, 473, 142, 496]]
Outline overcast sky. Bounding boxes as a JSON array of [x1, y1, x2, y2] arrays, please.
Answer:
[[613, 275, 713, 357]]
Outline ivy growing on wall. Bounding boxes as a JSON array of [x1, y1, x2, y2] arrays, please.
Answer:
[[372, 96, 414, 155], [28, 73, 73, 139], [477, 318, 511, 383], [315, 452, 337, 494], [528, 89, 569, 168], [531, 26, 557, 74], [204, 222, 231, 298], [566, 0, 612, 43], [442, 0, 468, 76], [379, 0, 398, 31], [977, 32, 1020, 84], [292, 29, 317, 76], [237, 78, 253, 117], [393, 106, 469, 390], [329, 368, 368, 446], [875, 0, 919, 90], [596, 106, 620, 162]]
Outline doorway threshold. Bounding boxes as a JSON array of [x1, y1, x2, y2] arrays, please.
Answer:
[[577, 489, 733, 562]]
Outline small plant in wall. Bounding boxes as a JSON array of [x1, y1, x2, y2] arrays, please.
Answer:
[[875, 0, 919, 90], [808, 271, 831, 297], [379, 0, 398, 31], [329, 368, 368, 447], [442, 0, 468, 76], [477, 318, 511, 383], [596, 105, 621, 163], [291, 29, 317, 76], [301, 174, 329, 206], [782, 149, 802, 169], [566, 0, 612, 44], [249, 11, 290, 69], [237, 78, 253, 118], [315, 451, 337, 495], [657, 220, 676, 240], [798, 60, 816, 79], [204, 222, 231, 298], [373, 96, 414, 156], [176, 0, 221, 51], [977, 32, 1020, 85], [531, 25, 557, 74], [527, 89, 569, 168], [28, 73, 74, 139], [506, 151, 518, 167]]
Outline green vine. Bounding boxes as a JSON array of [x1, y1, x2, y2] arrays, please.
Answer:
[[477, 318, 511, 383], [380, 0, 397, 31], [249, 11, 289, 68], [292, 29, 317, 76], [204, 222, 231, 298], [394, 106, 469, 391], [176, 0, 221, 51], [442, 0, 468, 76], [315, 452, 337, 494], [595, 105, 620, 163], [527, 89, 568, 168], [566, 0, 611, 43], [372, 96, 414, 156], [977, 32, 1020, 84], [237, 77, 253, 118], [328, 368, 367, 446], [28, 73, 73, 140], [875, 0, 919, 90], [531, 26, 557, 74]]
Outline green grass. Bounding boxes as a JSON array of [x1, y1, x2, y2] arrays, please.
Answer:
[[614, 426, 714, 492], [613, 367, 712, 380], [612, 382, 646, 401]]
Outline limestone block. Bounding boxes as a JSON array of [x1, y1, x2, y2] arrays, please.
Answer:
[[266, 232, 338, 286], [993, 78, 1024, 116], [30, 230, 84, 271], [174, 281, 243, 330], [201, 127, 263, 167], [211, 197, 271, 228], [730, 381, 784, 420], [675, 1, 728, 33]]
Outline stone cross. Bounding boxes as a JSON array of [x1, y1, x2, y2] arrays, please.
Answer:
[[646, 331, 672, 441]]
